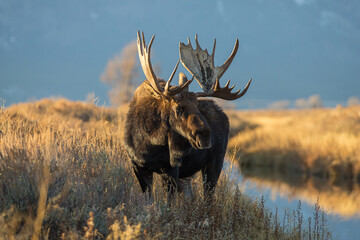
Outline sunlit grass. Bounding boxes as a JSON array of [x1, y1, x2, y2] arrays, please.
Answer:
[[0, 99, 332, 239], [228, 106, 360, 181]]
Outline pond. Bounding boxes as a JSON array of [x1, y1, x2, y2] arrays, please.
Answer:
[[226, 162, 360, 240]]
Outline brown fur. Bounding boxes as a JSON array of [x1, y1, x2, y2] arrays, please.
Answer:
[[124, 79, 229, 198]]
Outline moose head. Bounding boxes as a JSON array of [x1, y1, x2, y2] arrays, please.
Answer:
[[137, 31, 251, 153]]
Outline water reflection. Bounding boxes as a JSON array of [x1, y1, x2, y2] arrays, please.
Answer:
[[241, 167, 360, 219], [223, 159, 360, 239]]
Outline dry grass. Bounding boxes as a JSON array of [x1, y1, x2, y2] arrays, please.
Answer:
[[0, 98, 332, 239], [228, 106, 360, 181]]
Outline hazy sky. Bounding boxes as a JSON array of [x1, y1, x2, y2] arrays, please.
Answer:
[[1, 0, 359, 108]]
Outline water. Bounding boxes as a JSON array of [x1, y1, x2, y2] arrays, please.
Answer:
[[226, 162, 360, 239]]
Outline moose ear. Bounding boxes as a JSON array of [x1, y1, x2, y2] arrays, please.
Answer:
[[178, 73, 189, 92]]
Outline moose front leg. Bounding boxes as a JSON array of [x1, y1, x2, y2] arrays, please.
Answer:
[[132, 164, 153, 199], [166, 167, 179, 196], [161, 166, 179, 203], [201, 156, 224, 201], [178, 178, 194, 200]]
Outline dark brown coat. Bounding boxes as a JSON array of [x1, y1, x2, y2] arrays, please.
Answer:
[[124, 80, 229, 197]]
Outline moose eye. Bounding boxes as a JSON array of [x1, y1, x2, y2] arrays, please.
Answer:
[[176, 106, 185, 116]]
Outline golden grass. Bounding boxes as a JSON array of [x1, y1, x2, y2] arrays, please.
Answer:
[[228, 106, 360, 180], [0, 98, 332, 239]]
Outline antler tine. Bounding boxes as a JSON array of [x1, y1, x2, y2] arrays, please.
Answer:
[[224, 79, 230, 88], [168, 60, 180, 83], [164, 60, 194, 96], [167, 76, 194, 96], [235, 78, 252, 99], [195, 34, 201, 50], [216, 38, 239, 81], [137, 31, 143, 55], [165, 60, 194, 96], [211, 38, 216, 63], [164, 60, 180, 95], [141, 31, 146, 51], [196, 78, 252, 100], [137, 31, 162, 95]]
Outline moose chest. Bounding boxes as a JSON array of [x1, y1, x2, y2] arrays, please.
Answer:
[[129, 127, 195, 173]]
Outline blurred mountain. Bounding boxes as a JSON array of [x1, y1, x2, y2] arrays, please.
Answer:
[[1, 0, 359, 108]]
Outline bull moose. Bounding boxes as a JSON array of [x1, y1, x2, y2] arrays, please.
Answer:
[[124, 31, 252, 199]]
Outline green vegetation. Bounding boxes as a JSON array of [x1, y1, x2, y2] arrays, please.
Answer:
[[0, 99, 332, 239]]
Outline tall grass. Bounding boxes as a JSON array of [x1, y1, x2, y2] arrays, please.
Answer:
[[228, 107, 360, 182], [0, 99, 332, 239]]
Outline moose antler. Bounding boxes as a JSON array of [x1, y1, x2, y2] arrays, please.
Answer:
[[137, 31, 193, 97], [195, 78, 252, 100], [179, 35, 252, 100]]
